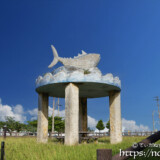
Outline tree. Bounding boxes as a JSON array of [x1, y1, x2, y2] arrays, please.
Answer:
[[87, 127, 92, 131], [0, 117, 25, 134], [48, 116, 52, 132], [0, 121, 5, 129], [48, 116, 65, 133], [5, 117, 17, 135], [106, 120, 110, 133], [23, 124, 36, 132], [27, 116, 65, 134], [96, 120, 105, 131], [26, 120, 37, 132], [54, 116, 65, 135], [15, 121, 23, 132], [27, 120, 37, 128]]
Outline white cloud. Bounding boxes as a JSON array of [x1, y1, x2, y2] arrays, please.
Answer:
[[28, 108, 38, 120], [28, 108, 97, 128], [0, 99, 26, 122], [28, 108, 97, 129], [88, 117, 150, 131], [28, 107, 98, 129], [28, 107, 65, 120], [87, 115, 98, 129], [28, 108, 150, 131], [53, 109, 65, 117], [13, 105, 24, 115], [0, 97, 150, 132], [122, 118, 150, 131]]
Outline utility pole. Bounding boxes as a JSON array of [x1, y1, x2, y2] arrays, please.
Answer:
[[52, 97, 55, 133], [152, 111, 155, 132], [58, 98, 59, 117], [154, 96, 160, 128], [57, 98, 62, 117]]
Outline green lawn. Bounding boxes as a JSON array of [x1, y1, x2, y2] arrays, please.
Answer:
[[0, 137, 160, 160]]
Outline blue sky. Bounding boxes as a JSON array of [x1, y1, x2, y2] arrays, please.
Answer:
[[0, 0, 160, 130]]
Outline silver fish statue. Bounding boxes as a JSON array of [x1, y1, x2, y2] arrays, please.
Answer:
[[48, 45, 100, 70]]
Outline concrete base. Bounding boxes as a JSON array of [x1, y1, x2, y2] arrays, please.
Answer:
[[79, 98, 87, 132], [109, 91, 122, 144], [37, 93, 48, 143], [65, 83, 79, 145]]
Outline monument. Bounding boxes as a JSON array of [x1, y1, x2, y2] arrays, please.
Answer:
[[36, 45, 122, 145]]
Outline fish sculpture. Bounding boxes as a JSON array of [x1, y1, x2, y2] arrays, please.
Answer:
[[48, 45, 100, 70]]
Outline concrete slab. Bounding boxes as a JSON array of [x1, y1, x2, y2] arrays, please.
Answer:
[[36, 82, 120, 98]]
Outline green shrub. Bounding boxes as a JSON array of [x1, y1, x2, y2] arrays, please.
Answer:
[[84, 70, 91, 74]]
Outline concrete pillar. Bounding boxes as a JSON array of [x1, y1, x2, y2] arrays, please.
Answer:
[[79, 98, 87, 132], [52, 97, 55, 133], [37, 93, 48, 143], [65, 83, 79, 145], [109, 91, 122, 144]]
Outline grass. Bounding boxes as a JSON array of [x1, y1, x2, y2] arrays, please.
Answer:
[[0, 136, 160, 160]]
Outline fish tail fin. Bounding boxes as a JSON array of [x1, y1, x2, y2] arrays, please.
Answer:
[[48, 45, 59, 68]]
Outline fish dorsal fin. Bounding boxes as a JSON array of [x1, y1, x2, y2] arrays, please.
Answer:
[[81, 50, 87, 55], [73, 50, 87, 58]]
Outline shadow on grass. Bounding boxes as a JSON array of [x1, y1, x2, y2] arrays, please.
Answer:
[[98, 137, 110, 143]]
